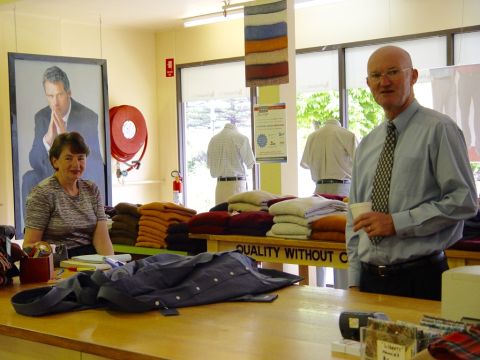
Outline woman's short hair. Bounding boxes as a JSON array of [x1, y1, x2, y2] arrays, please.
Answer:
[[49, 132, 90, 169]]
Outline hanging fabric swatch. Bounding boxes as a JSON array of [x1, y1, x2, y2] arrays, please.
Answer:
[[244, 0, 289, 87]]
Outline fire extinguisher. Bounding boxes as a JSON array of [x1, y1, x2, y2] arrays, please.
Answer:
[[171, 170, 183, 205]]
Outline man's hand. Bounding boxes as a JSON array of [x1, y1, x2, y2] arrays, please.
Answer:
[[353, 211, 396, 239], [44, 110, 66, 146]]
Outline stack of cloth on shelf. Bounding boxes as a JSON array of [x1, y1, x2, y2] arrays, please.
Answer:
[[267, 196, 347, 239], [316, 193, 348, 202], [266, 195, 297, 208], [188, 210, 274, 236], [227, 211, 274, 236], [109, 202, 141, 245], [310, 213, 347, 242], [165, 222, 207, 254], [310, 193, 348, 241], [188, 211, 231, 235], [137, 202, 197, 248], [314, 193, 348, 202], [227, 190, 281, 212]]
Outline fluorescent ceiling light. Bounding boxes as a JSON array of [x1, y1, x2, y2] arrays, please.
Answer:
[[184, 9, 243, 28], [183, 0, 344, 28]]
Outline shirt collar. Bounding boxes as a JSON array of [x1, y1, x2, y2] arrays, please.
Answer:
[[388, 99, 419, 134], [224, 123, 236, 130]]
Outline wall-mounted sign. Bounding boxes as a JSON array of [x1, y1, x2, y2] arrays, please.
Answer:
[[254, 103, 287, 162]]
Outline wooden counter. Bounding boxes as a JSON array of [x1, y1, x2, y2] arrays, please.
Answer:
[[0, 277, 440, 360], [444, 248, 480, 267], [193, 233, 480, 271], [194, 234, 348, 269]]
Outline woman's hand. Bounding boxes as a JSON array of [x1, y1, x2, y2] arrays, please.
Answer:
[[22, 228, 44, 251]]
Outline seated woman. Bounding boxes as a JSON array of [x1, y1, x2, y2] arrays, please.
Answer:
[[23, 131, 114, 257]]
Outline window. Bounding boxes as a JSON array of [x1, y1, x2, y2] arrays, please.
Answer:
[[180, 61, 253, 212], [455, 31, 480, 65], [345, 37, 447, 139], [296, 50, 339, 197]]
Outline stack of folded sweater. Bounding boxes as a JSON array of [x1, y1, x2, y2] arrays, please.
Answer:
[[137, 202, 197, 248], [227, 190, 280, 212], [227, 211, 274, 236], [310, 213, 347, 242], [188, 211, 231, 235], [188, 210, 274, 236], [267, 196, 347, 239], [109, 202, 140, 245], [165, 222, 207, 254], [316, 193, 348, 202], [266, 195, 297, 208]]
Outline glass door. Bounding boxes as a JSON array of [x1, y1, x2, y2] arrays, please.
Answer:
[[180, 61, 253, 212]]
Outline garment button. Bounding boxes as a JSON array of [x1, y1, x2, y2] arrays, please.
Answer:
[[155, 300, 160, 306], [196, 286, 200, 291], [229, 272, 235, 276], [213, 278, 218, 282], [176, 295, 181, 300]]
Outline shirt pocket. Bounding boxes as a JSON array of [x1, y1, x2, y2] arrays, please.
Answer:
[[392, 155, 432, 199]]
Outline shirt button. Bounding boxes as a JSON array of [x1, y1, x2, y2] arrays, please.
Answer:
[[229, 272, 235, 276], [196, 286, 200, 291], [213, 278, 218, 282], [155, 300, 160, 306], [176, 295, 181, 300]]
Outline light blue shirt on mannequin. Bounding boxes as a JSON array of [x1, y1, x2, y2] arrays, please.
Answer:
[[346, 99, 478, 287]]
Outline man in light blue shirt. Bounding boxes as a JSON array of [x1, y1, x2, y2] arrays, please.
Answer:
[[346, 45, 478, 300]]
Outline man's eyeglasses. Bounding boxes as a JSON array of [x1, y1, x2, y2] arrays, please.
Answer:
[[367, 68, 412, 83]]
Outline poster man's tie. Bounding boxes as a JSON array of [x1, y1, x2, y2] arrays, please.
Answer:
[[370, 122, 397, 245]]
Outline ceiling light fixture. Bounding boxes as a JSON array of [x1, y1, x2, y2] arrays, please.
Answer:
[[183, 0, 344, 28], [183, 0, 253, 28], [183, 9, 243, 28]]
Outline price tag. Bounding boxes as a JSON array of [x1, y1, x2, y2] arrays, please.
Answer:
[[377, 340, 414, 360]]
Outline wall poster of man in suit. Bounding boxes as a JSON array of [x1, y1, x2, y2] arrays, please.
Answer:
[[8, 53, 111, 239]]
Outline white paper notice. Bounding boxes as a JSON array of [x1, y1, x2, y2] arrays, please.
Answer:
[[254, 103, 287, 162]]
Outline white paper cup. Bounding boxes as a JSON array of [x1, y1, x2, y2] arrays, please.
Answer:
[[349, 201, 372, 219]]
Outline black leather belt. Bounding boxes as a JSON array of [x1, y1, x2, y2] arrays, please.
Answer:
[[316, 179, 351, 184], [218, 176, 246, 182], [361, 251, 446, 277]]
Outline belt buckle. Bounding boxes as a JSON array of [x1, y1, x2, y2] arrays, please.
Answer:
[[377, 265, 388, 277]]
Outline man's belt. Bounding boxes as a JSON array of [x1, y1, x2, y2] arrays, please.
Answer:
[[361, 251, 446, 277], [316, 179, 351, 184], [218, 176, 246, 182]]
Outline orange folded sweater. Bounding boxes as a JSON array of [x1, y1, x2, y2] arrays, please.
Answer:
[[309, 231, 345, 242], [310, 214, 346, 233], [139, 209, 192, 223], [139, 202, 197, 215]]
